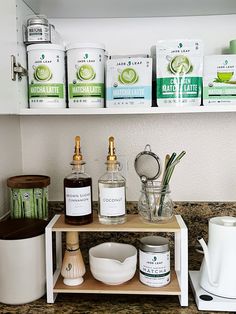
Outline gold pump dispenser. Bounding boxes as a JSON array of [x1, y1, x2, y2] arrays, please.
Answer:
[[107, 136, 117, 162], [73, 136, 83, 162]]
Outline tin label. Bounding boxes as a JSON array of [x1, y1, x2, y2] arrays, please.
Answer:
[[27, 25, 49, 42], [139, 250, 170, 287]]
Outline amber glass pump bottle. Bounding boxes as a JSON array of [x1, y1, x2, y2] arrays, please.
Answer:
[[64, 136, 93, 225]]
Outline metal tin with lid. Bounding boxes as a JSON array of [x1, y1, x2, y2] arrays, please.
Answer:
[[139, 236, 170, 287], [26, 16, 50, 43]]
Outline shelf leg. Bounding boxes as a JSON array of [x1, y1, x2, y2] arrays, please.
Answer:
[[175, 215, 188, 306], [45, 214, 61, 303]]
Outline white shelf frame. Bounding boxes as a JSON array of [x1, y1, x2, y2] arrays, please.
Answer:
[[22, 0, 236, 19], [19, 105, 236, 116], [45, 214, 188, 306]]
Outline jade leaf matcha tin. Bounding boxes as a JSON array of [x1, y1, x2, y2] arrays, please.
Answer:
[[66, 43, 105, 108], [7, 175, 50, 219], [27, 44, 66, 108], [139, 235, 170, 287]]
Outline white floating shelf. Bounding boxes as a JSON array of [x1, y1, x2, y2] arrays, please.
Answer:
[[19, 105, 236, 116], [23, 0, 236, 18]]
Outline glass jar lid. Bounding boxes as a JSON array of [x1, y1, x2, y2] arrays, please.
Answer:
[[139, 236, 169, 253]]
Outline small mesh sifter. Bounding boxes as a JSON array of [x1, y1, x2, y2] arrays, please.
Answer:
[[134, 144, 161, 183]]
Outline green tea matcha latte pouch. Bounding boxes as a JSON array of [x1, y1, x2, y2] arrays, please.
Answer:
[[155, 40, 203, 107]]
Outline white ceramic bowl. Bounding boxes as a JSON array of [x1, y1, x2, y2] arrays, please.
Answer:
[[89, 242, 137, 285]]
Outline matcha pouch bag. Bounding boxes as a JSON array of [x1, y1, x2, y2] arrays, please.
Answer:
[[155, 39, 203, 107]]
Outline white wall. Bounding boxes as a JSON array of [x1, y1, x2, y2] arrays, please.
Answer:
[[19, 14, 236, 202], [20, 112, 236, 202], [51, 15, 236, 55], [0, 116, 22, 217]]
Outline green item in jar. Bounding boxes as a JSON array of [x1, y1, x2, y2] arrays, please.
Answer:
[[43, 187, 48, 219], [20, 189, 34, 218], [10, 189, 22, 218], [34, 188, 43, 219]]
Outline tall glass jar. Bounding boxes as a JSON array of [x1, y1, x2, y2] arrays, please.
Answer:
[[138, 181, 173, 223]]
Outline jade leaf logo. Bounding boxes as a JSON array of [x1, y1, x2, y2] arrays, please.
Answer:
[[34, 65, 52, 81], [40, 54, 45, 60], [84, 53, 88, 59], [23, 192, 30, 201], [66, 263, 72, 271], [118, 67, 139, 85], [178, 43, 183, 48], [77, 65, 96, 81]]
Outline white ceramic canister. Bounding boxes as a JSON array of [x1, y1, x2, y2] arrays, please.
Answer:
[[66, 43, 105, 108], [139, 236, 170, 287], [0, 219, 47, 305], [27, 44, 66, 108]]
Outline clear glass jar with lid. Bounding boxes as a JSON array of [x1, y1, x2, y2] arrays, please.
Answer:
[[138, 180, 173, 223]]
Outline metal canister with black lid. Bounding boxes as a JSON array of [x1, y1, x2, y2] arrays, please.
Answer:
[[139, 235, 170, 287]]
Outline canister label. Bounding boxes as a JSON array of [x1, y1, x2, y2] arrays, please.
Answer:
[[139, 250, 170, 287]]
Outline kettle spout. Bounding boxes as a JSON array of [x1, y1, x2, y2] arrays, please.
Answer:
[[197, 236, 218, 287]]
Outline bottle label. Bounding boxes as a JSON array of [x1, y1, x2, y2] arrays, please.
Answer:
[[65, 186, 92, 216], [99, 186, 125, 216]]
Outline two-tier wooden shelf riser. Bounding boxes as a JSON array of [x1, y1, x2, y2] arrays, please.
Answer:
[[45, 214, 188, 306]]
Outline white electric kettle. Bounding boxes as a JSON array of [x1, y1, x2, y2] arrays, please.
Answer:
[[198, 216, 236, 298]]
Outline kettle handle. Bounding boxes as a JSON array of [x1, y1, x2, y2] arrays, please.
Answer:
[[195, 243, 204, 254], [197, 236, 219, 287]]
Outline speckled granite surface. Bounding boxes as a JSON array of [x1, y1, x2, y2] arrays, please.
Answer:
[[0, 201, 235, 313]]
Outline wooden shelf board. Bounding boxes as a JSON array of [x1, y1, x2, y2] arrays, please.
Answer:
[[54, 271, 180, 295], [52, 214, 181, 232]]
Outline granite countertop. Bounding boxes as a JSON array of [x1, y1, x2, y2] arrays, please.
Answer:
[[0, 202, 235, 314]]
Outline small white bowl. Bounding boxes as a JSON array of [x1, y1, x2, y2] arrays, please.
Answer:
[[89, 242, 137, 285]]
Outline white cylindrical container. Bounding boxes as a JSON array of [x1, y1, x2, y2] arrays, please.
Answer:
[[27, 44, 66, 108], [0, 219, 47, 305], [139, 236, 170, 287], [66, 43, 105, 108]]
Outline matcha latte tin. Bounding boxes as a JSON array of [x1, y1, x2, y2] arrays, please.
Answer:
[[66, 43, 105, 108], [7, 175, 50, 219], [27, 44, 66, 108]]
